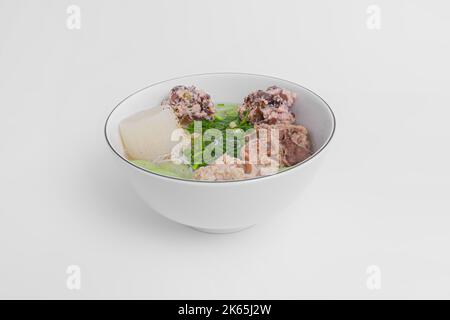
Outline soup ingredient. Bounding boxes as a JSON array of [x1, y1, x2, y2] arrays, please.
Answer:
[[186, 103, 252, 133], [193, 152, 280, 181], [248, 123, 312, 166], [162, 85, 215, 126], [131, 159, 193, 179], [119, 108, 179, 161], [185, 104, 252, 169], [193, 154, 247, 181], [239, 86, 296, 125], [240, 132, 281, 177], [120, 84, 312, 181]]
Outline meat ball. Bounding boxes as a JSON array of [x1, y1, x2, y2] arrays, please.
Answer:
[[242, 123, 312, 167], [162, 85, 215, 126], [238, 86, 296, 125], [192, 153, 279, 181], [193, 154, 246, 181]]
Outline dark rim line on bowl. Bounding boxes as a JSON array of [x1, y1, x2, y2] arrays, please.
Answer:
[[104, 72, 336, 184]]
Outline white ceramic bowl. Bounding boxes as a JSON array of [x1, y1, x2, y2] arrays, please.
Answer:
[[105, 73, 335, 233]]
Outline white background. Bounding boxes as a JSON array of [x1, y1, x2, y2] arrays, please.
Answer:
[[1, 0, 449, 299]]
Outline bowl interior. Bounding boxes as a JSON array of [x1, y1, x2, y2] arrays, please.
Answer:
[[105, 73, 335, 170]]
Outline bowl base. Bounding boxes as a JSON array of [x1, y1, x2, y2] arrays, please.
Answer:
[[190, 225, 255, 234]]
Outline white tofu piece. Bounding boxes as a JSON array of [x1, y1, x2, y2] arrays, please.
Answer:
[[119, 107, 179, 161]]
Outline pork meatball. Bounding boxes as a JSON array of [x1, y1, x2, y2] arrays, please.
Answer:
[[242, 123, 312, 167], [162, 85, 215, 126], [192, 153, 279, 181], [238, 86, 296, 125], [193, 154, 246, 181]]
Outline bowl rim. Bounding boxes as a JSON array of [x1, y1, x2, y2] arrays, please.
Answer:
[[104, 72, 336, 184]]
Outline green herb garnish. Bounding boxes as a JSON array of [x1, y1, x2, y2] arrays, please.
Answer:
[[185, 104, 253, 168]]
